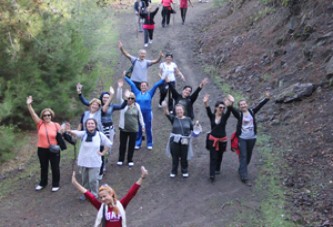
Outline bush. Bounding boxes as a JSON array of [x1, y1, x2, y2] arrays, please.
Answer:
[[0, 125, 19, 163]]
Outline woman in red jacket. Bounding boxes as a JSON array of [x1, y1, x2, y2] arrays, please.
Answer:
[[72, 166, 148, 227]]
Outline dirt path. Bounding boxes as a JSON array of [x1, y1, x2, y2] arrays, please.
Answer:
[[0, 3, 260, 226]]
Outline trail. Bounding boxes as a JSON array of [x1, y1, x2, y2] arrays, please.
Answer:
[[0, 3, 260, 227]]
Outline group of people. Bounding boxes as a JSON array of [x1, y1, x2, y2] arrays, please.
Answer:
[[134, 0, 193, 47], [26, 40, 271, 226]]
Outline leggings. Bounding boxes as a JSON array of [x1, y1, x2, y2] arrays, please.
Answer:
[[180, 8, 188, 23]]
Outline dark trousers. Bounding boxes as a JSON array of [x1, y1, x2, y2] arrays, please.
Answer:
[[144, 29, 154, 44], [133, 81, 141, 91], [238, 138, 256, 180], [159, 81, 175, 111], [180, 8, 187, 23], [209, 142, 226, 177], [170, 140, 189, 174], [37, 147, 60, 187], [99, 146, 104, 175], [119, 130, 137, 163], [162, 7, 171, 26]]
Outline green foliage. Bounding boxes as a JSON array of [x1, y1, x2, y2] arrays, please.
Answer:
[[0, 0, 118, 129], [0, 125, 20, 163]]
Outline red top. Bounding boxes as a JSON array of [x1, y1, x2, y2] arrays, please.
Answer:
[[180, 0, 188, 8], [36, 120, 60, 148], [161, 0, 173, 7], [85, 183, 141, 227]]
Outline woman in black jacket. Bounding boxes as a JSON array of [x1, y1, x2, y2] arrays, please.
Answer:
[[203, 94, 234, 182], [140, 6, 159, 47], [231, 91, 271, 184]]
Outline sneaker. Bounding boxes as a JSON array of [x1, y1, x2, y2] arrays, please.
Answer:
[[134, 146, 141, 150], [79, 195, 86, 201], [147, 146, 153, 150], [51, 187, 60, 192], [158, 104, 162, 108], [128, 162, 134, 167], [35, 185, 44, 191], [117, 161, 123, 166], [144, 43, 148, 47], [182, 173, 189, 178], [170, 173, 176, 178], [149, 39, 153, 44], [98, 174, 103, 180]]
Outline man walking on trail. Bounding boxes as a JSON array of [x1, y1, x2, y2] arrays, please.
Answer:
[[118, 41, 163, 90]]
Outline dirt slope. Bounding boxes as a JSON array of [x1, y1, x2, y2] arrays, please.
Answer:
[[0, 2, 262, 227]]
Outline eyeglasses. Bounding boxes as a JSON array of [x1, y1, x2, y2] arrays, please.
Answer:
[[218, 106, 225, 109], [128, 97, 135, 100], [43, 114, 51, 117]]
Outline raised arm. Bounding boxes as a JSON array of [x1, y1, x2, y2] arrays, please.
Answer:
[[175, 66, 185, 81], [150, 51, 163, 65], [190, 78, 208, 103], [252, 91, 271, 114], [118, 41, 132, 60], [102, 86, 115, 113], [26, 96, 41, 124], [136, 166, 148, 185], [124, 76, 140, 95], [76, 83, 90, 106], [72, 171, 88, 194]]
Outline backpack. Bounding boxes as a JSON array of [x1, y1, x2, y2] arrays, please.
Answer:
[[134, 0, 146, 13]]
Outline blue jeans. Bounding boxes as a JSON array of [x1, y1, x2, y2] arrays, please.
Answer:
[[238, 138, 256, 180], [136, 110, 153, 147]]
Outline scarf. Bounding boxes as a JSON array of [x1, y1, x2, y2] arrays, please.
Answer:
[[86, 130, 96, 142], [94, 201, 126, 227], [208, 134, 228, 151]]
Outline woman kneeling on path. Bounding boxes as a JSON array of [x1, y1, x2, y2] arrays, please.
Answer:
[[203, 94, 234, 182], [163, 103, 193, 178], [72, 166, 148, 227], [67, 118, 112, 198], [231, 91, 271, 185]]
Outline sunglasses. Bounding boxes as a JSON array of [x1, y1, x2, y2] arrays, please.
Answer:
[[218, 106, 225, 109], [128, 97, 135, 100], [43, 114, 51, 117]]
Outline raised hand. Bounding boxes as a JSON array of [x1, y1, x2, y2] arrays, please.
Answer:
[[76, 83, 83, 94], [141, 166, 148, 178], [203, 94, 209, 104], [118, 78, 124, 88], [200, 78, 209, 88], [109, 86, 115, 95], [26, 96, 33, 105]]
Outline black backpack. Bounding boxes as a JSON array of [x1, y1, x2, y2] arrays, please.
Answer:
[[134, 0, 146, 13]]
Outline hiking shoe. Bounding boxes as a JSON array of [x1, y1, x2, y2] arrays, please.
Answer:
[[147, 146, 153, 150], [51, 187, 60, 192], [170, 173, 176, 178], [128, 162, 134, 167], [144, 43, 148, 47], [35, 185, 44, 191], [117, 161, 123, 166], [182, 173, 189, 178]]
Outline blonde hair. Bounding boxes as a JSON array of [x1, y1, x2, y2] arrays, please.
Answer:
[[99, 185, 120, 215], [89, 98, 101, 106], [40, 108, 55, 119], [128, 92, 136, 99]]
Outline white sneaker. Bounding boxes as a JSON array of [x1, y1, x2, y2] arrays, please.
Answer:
[[170, 173, 176, 178], [35, 185, 44, 191], [182, 173, 189, 178], [98, 174, 103, 180], [128, 162, 134, 167], [51, 187, 60, 192], [149, 39, 153, 44], [117, 161, 123, 166], [147, 146, 153, 150], [158, 104, 162, 108], [144, 43, 148, 47], [134, 146, 140, 150]]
